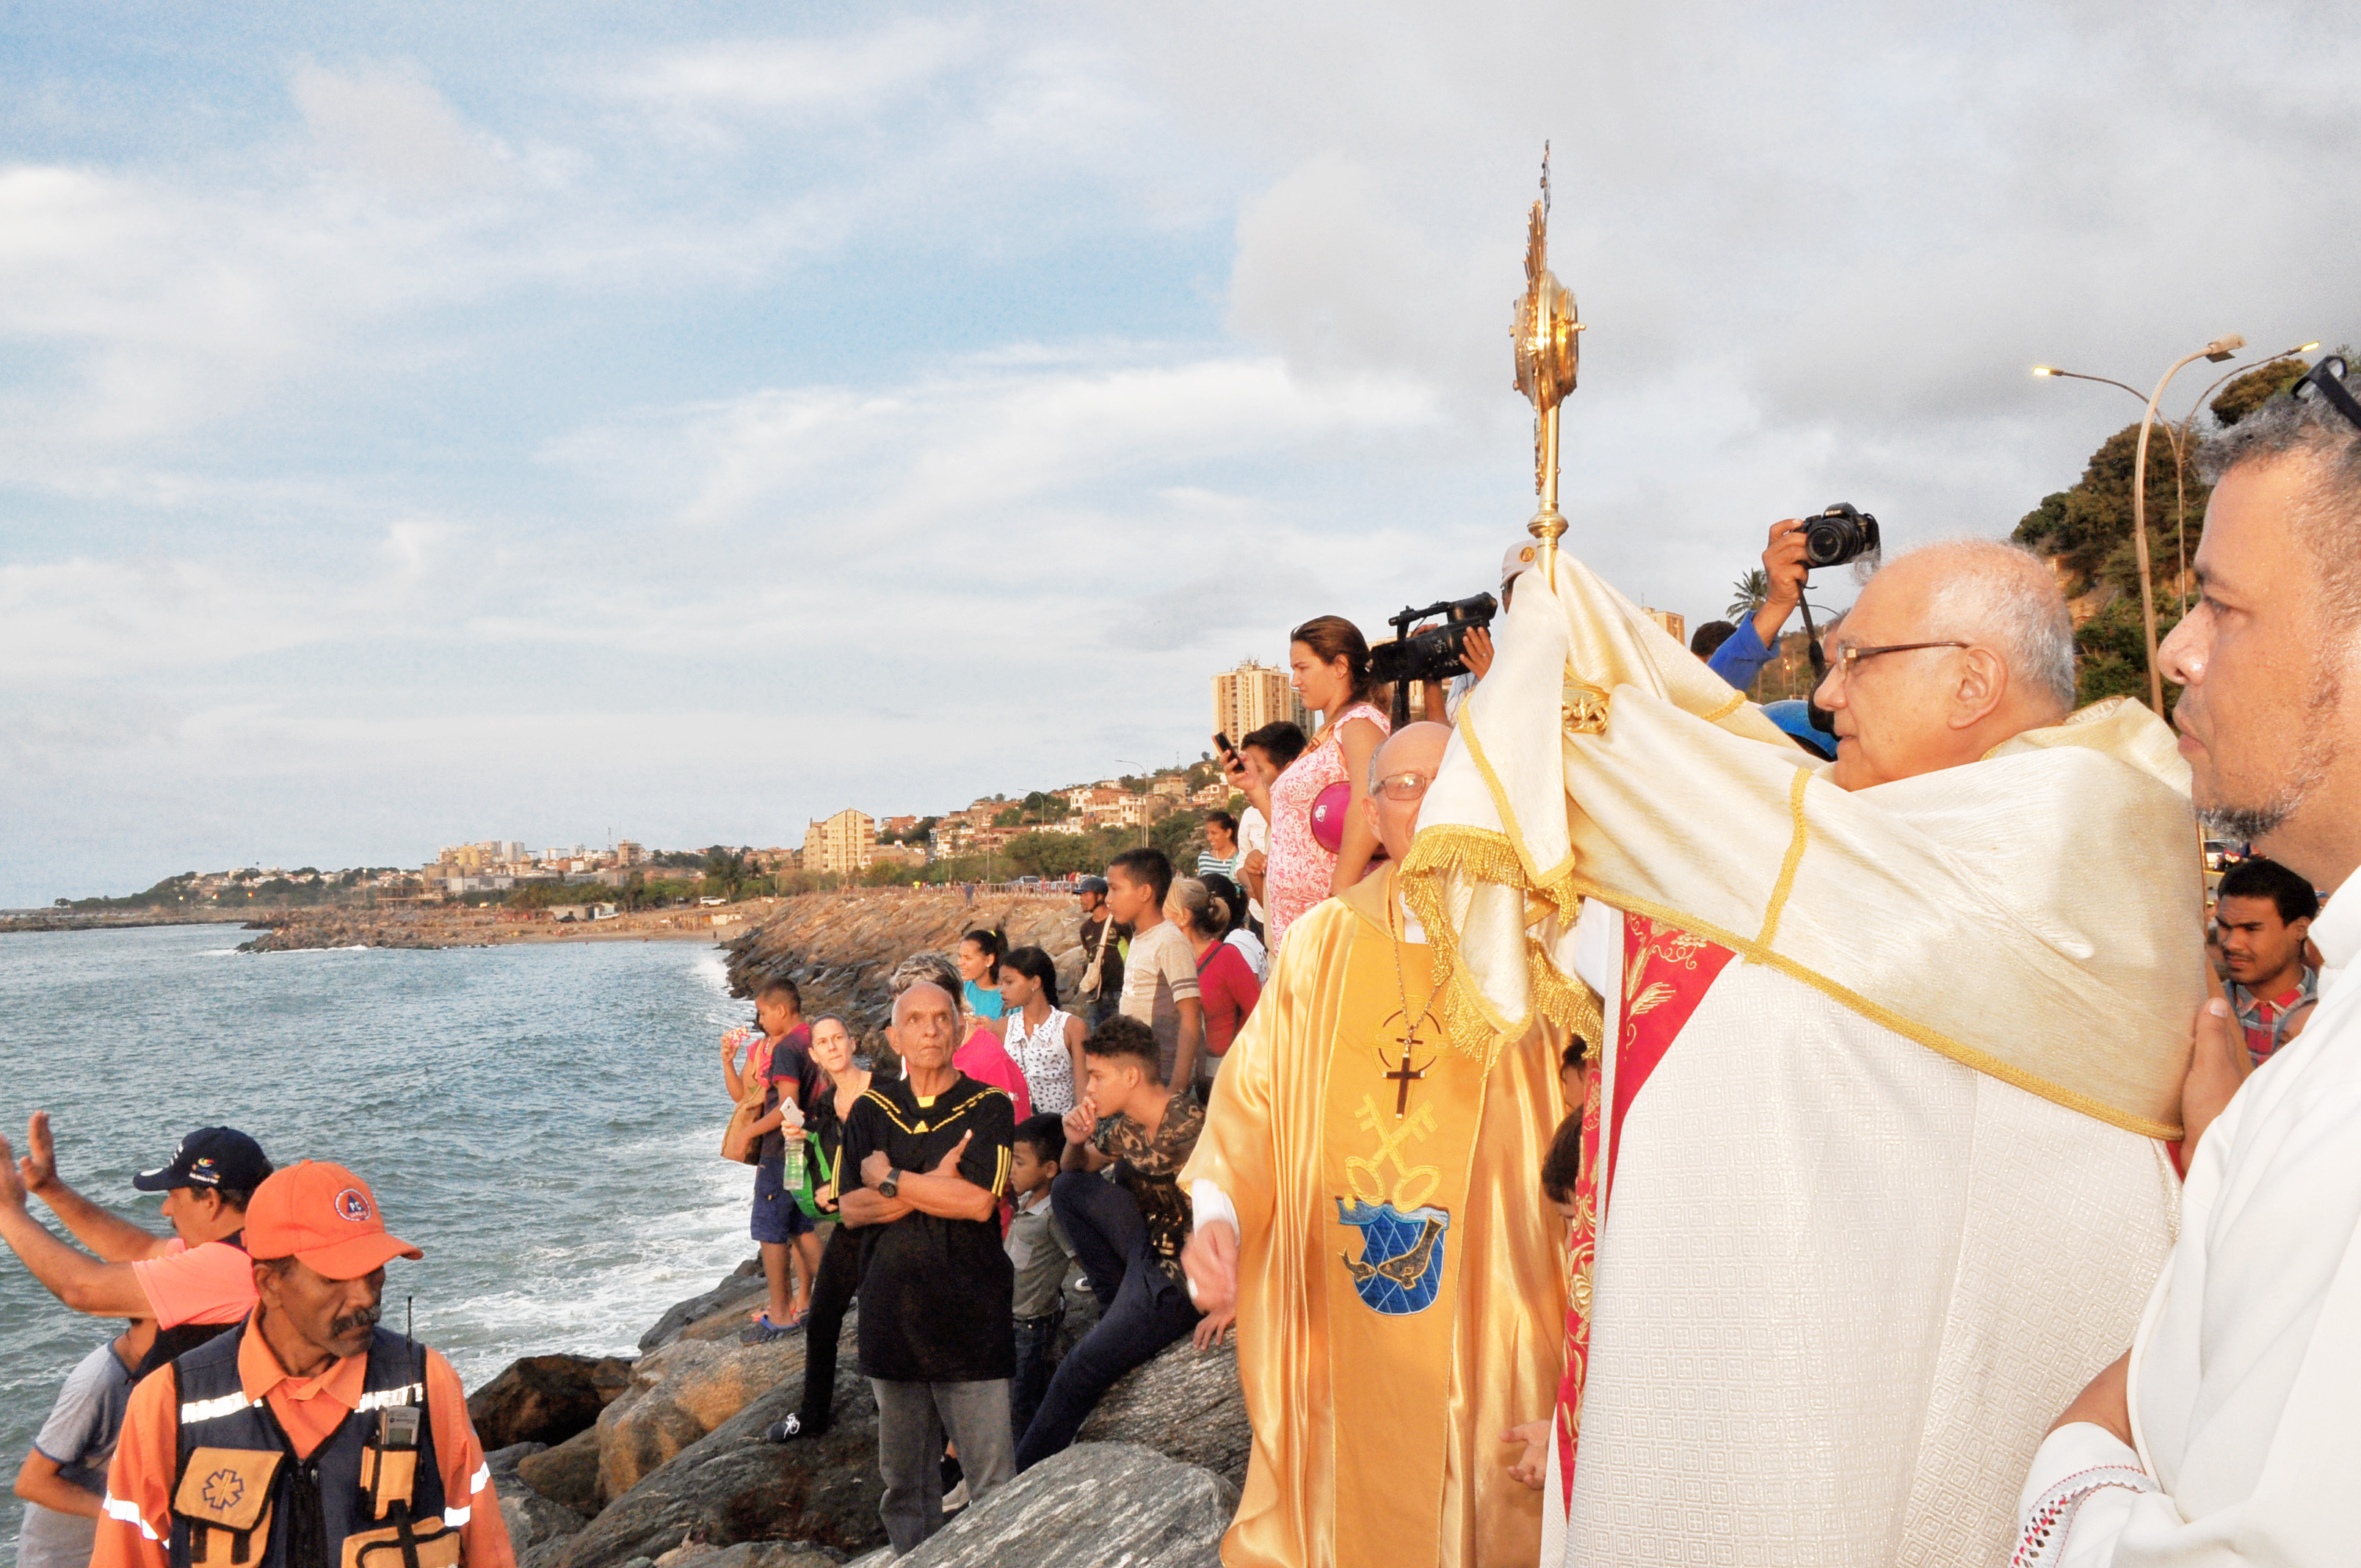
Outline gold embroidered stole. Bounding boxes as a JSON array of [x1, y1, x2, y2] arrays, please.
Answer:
[[1321, 879, 1490, 1565]]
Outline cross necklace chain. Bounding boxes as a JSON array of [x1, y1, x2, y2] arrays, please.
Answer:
[[1379, 890, 1440, 1117]]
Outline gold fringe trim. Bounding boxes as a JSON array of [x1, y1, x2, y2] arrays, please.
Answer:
[[1754, 767, 1813, 951], [1564, 877, 2184, 1141], [1400, 824, 1593, 1069]]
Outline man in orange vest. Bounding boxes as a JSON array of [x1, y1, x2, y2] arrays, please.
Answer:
[[95, 1161, 513, 1568]]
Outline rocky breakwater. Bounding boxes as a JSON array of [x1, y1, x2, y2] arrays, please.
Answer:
[[477, 1254, 1250, 1566], [720, 891, 1085, 1034]]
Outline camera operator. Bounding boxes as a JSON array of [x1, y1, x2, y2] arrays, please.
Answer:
[[1432, 541, 1540, 724], [1706, 518, 1812, 692]]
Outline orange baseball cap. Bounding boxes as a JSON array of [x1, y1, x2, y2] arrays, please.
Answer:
[[243, 1161, 423, 1280]]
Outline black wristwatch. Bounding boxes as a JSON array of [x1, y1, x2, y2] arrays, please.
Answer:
[[878, 1169, 901, 1199]]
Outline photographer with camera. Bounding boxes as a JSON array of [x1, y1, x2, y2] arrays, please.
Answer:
[[1705, 517, 1813, 692]]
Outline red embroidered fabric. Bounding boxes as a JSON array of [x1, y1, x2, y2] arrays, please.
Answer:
[[1553, 912, 1736, 1509]]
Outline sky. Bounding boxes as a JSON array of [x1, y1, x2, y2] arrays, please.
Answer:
[[2, 1, 2356, 905]]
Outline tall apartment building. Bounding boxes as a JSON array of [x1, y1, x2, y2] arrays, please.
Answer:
[[802, 809, 876, 876], [1211, 658, 1309, 745]]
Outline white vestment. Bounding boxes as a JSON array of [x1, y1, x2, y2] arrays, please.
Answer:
[[2020, 877, 2361, 1564], [1557, 901, 2179, 1566]]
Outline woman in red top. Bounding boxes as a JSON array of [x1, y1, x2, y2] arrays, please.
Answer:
[[1167, 876, 1261, 1094]]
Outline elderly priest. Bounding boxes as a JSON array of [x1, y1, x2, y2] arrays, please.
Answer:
[[1405, 535, 2200, 1567]]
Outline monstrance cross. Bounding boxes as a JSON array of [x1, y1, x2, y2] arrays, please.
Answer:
[[1512, 141, 1584, 573]]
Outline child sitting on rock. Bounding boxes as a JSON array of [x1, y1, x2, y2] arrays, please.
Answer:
[[1005, 1114, 1077, 1447], [1015, 1016, 1211, 1469]]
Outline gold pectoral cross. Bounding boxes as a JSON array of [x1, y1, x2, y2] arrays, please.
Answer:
[[1379, 1029, 1437, 1118]]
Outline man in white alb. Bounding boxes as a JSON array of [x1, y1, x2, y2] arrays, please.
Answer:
[[2014, 357, 2361, 1564]]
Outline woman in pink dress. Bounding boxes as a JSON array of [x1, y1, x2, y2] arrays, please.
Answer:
[[1258, 614, 1390, 952]]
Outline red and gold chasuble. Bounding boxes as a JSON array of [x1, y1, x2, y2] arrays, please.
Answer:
[[1553, 910, 1736, 1508]]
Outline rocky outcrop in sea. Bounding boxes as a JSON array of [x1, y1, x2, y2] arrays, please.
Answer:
[[474, 1254, 1249, 1567]]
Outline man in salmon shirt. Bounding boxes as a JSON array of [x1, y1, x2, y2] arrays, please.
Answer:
[[95, 1160, 514, 1568], [0, 1120, 272, 1369]]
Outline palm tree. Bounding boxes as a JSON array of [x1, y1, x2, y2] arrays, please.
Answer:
[[1727, 569, 1769, 621]]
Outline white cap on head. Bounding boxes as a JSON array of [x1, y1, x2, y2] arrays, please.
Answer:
[[1501, 540, 1541, 587]]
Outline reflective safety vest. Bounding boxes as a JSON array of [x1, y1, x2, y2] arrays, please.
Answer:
[[167, 1321, 458, 1568]]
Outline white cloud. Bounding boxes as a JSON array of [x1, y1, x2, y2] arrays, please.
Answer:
[[293, 64, 509, 197], [616, 20, 976, 118]]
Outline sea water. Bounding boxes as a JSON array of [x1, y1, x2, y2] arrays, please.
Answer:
[[0, 925, 757, 1555]]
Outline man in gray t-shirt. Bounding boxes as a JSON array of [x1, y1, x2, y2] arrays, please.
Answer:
[[16, 1326, 142, 1568]]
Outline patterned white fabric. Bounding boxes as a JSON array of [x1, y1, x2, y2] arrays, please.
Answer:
[[1565, 937, 2178, 1567], [2018, 875, 2361, 1564], [1004, 1006, 1077, 1116]]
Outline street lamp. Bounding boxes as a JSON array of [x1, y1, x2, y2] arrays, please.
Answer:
[[2031, 335, 2249, 715]]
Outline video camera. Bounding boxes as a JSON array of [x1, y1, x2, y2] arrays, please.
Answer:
[[1371, 592, 1498, 725]]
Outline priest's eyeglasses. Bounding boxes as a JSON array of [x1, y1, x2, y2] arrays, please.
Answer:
[[1374, 771, 1432, 802], [1832, 640, 1970, 674]]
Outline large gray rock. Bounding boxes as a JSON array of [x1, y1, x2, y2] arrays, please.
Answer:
[[656, 1543, 844, 1568], [642, 1261, 770, 1352], [554, 1319, 887, 1568], [474, 1354, 638, 1449], [490, 1441, 591, 1556], [873, 1442, 1234, 1567], [598, 1329, 817, 1500], [1076, 1336, 1250, 1487], [518, 1427, 604, 1517]]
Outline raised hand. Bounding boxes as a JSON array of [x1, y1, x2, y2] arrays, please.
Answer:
[[0, 1128, 26, 1208], [1062, 1097, 1097, 1149], [932, 1130, 973, 1177], [21, 1111, 57, 1194]]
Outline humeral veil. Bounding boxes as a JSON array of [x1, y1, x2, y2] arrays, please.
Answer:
[[1183, 865, 1568, 1568]]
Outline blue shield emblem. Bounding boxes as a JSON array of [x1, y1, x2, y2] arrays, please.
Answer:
[[1335, 1199, 1450, 1315]]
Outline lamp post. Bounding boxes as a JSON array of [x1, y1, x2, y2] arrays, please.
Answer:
[[2037, 344, 2321, 620], [2032, 336, 2247, 715]]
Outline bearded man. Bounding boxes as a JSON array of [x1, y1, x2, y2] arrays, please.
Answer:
[[1180, 721, 1570, 1568], [2016, 357, 2361, 1564], [1405, 536, 2200, 1567]]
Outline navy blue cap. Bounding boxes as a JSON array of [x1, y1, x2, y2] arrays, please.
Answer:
[[1761, 700, 1838, 762], [133, 1128, 274, 1194]]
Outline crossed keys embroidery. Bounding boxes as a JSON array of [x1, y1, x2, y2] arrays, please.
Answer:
[[1344, 1093, 1442, 1212], [1622, 918, 1712, 1046]]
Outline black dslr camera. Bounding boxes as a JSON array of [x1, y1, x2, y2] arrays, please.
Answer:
[[1371, 592, 1498, 725], [1799, 502, 1880, 569]]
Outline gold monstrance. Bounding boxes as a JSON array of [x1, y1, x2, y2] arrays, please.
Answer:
[[1512, 147, 1584, 573]]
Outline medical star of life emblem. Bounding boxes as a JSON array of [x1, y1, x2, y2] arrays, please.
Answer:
[[200, 1470, 244, 1512]]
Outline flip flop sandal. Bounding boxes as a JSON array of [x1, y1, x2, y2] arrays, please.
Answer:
[[739, 1314, 794, 1344]]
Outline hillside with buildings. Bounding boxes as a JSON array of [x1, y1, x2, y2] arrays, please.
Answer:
[[34, 656, 1304, 914]]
